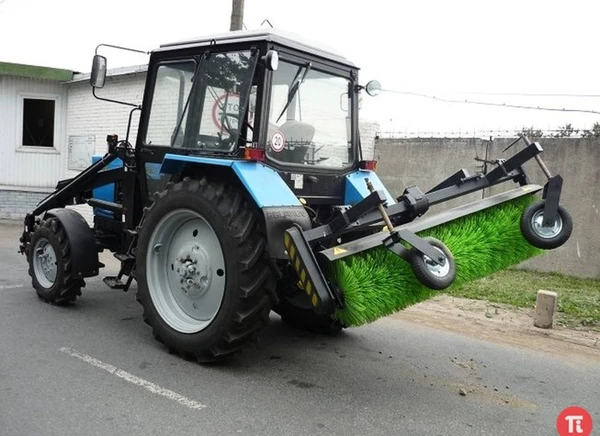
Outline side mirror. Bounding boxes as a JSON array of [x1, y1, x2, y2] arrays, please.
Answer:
[[90, 55, 107, 88], [365, 80, 381, 97]]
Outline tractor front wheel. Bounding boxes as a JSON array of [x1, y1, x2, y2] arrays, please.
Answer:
[[136, 177, 276, 362], [520, 200, 573, 249], [410, 237, 456, 290], [27, 217, 83, 305]]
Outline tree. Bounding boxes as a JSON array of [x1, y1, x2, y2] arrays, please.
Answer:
[[553, 123, 579, 138], [518, 126, 544, 138], [581, 122, 600, 139]]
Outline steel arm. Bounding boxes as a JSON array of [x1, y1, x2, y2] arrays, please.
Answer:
[[31, 153, 119, 217], [20, 150, 124, 254], [304, 140, 544, 244]]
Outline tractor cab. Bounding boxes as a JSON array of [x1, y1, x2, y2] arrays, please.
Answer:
[[137, 29, 380, 205]]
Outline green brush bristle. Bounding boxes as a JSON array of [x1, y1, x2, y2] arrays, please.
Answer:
[[329, 195, 542, 327]]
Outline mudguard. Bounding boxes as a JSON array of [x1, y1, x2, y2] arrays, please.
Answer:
[[44, 208, 99, 279]]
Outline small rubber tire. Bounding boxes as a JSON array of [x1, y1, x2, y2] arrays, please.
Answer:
[[27, 217, 83, 305], [136, 177, 277, 362], [410, 237, 456, 290], [520, 200, 573, 249]]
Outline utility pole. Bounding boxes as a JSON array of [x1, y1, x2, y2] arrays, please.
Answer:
[[230, 0, 245, 31]]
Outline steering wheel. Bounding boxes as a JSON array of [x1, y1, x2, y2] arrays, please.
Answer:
[[219, 112, 239, 135]]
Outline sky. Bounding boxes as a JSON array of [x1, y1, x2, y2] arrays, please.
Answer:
[[1, 0, 599, 136]]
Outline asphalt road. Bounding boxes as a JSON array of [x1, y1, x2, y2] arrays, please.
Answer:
[[1, 220, 598, 436]]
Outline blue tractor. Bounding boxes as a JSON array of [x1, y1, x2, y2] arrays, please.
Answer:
[[19, 30, 571, 361]]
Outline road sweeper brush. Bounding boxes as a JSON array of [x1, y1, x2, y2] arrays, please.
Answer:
[[283, 136, 572, 328], [328, 193, 544, 326], [19, 29, 572, 361]]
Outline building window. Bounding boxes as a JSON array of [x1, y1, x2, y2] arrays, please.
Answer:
[[22, 98, 55, 147]]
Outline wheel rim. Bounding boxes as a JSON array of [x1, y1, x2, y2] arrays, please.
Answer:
[[422, 247, 450, 278], [33, 238, 57, 288], [146, 209, 226, 334], [531, 209, 563, 239]]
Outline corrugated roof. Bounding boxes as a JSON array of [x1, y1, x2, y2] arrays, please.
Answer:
[[0, 61, 73, 81]]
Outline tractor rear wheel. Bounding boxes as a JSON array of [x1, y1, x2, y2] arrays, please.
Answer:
[[136, 177, 276, 362], [27, 217, 83, 305]]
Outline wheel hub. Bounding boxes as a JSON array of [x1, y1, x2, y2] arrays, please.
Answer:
[[423, 248, 450, 278], [33, 238, 57, 288], [532, 209, 563, 239], [174, 245, 213, 298], [146, 209, 226, 334]]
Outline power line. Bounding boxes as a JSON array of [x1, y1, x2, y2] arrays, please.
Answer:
[[382, 89, 600, 115], [0, 0, 8, 6], [463, 91, 600, 98]]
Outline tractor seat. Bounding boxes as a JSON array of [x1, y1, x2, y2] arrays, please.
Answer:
[[279, 120, 315, 146]]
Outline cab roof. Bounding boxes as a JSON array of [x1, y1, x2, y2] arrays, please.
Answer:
[[156, 28, 356, 68]]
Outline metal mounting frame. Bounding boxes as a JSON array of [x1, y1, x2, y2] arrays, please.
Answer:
[[303, 140, 545, 246]]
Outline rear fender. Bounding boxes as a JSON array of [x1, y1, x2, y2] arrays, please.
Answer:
[[160, 154, 310, 258], [44, 208, 99, 278]]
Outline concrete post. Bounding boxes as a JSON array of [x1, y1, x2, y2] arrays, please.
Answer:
[[230, 0, 245, 31], [534, 290, 558, 329]]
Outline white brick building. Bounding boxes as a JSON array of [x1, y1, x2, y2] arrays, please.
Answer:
[[0, 61, 146, 219]]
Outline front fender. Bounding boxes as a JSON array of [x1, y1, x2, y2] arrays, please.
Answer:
[[44, 208, 99, 278]]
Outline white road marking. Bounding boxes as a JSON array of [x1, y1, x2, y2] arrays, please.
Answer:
[[0, 284, 24, 290], [59, 347, 206, 410]]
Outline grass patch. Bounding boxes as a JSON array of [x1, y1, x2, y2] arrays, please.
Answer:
[[449, 269, 600, 330]]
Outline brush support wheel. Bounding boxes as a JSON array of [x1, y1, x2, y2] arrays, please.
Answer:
[[410, 237, 456, 290], [520, 200, 573, 249]]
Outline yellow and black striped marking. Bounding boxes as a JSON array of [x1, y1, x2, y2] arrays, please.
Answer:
[[283, 230, 321, 309]]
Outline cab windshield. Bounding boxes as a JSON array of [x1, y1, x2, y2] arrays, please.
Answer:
[[145, 50, 257, 152], [266, 61, 353, 169]]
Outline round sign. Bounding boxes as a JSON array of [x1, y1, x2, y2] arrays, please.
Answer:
[[211, 93, 240, 133], [270, 131, 286, 152], [557, 406, 593, 436]]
